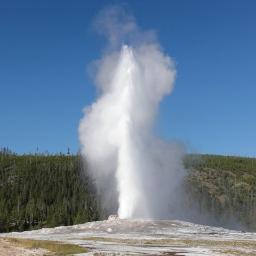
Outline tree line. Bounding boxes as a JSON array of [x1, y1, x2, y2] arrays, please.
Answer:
[[0, 148, 256, 232], [0, 148, 99, 232], [184, 154, 256, 231]]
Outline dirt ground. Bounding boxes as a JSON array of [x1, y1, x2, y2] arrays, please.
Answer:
[[0, 238, 46, 256]]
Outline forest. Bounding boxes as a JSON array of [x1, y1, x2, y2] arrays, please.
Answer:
[[0, 148, 256, 232], [185, 154, 256, 231], [0, 148, 99, 232]]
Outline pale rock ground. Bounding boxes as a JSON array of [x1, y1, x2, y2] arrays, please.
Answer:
[[1, 218, 256, 255]]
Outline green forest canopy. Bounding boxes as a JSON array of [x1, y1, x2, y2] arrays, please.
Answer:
[[0, 148, 256, 232]]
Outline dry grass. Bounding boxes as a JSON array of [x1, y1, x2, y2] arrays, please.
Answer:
[[83, 236, 256, 253], [221, 249, 256, 256], [5, 237, 88, 255]]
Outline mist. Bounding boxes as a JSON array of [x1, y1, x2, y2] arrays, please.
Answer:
[[79, 5, 186, 219]]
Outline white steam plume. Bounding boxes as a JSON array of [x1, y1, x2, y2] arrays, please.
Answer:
[[79, 6, 185, 219]]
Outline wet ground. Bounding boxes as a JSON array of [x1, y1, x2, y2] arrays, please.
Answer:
[[1, 218, 256, 255]]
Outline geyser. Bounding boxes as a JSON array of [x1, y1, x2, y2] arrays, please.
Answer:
[[79, 6, 185, 219]]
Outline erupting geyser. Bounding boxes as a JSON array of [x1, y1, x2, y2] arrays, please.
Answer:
[[79, 6, 185, 219]]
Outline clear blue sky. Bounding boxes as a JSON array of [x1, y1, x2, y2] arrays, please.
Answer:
[[0, 0, 255, 156]]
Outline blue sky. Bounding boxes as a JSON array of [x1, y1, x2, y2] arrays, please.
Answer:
[[0, 0, 255, 156]]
